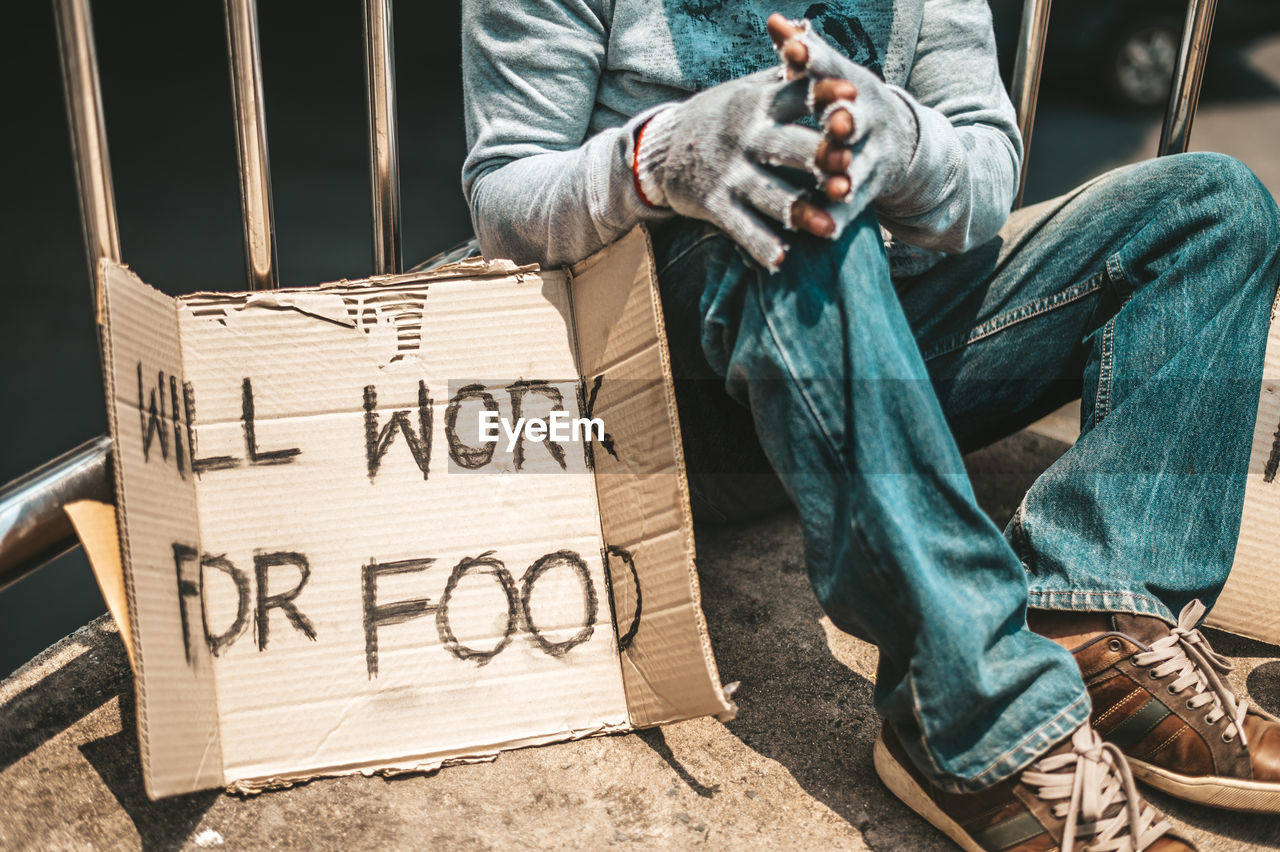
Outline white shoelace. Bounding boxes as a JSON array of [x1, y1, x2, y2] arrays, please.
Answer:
[[1132, 600, 1249, 748], [1021, 725, 1172, 852]]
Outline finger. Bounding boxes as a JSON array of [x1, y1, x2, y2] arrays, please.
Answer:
[[815, 138, 852, 175], [789, 198, 836, 238], [825, 107, 854, 141], [811, 79, 858, 114], [766, 13, 809, 78], [783, 41, 808, 78], [824, 174, 851, 202], [819, 98, 859, 144], [746, 123, 822, 170], [796, 30, 852, 81], [766, 13, 802, 49], [826, 144, 875, 224], [719, 204, 789, 272]]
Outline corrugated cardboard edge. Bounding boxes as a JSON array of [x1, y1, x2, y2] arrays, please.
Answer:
[[1208, 285, 1280, 645], [570, 227, 737, 726], [629, 227, 736, 723], [74, 237, 735, 800], [97, 257, 159, 792], [97, 258, 226, 799], [179, 257, 539, 303], [224, 720, 632, 795], [64, 499, 135, 672]]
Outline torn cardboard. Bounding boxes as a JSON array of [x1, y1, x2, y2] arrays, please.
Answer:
[[65, 499, 135, 671], [86, 226, 734, 800]]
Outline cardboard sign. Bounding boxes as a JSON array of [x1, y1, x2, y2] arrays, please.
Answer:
[[92, 226, 734, 799], [1210, 292, 1280, 644]]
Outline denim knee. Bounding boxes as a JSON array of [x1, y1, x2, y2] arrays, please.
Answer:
[[762, 209, 892, 326], [783, 207, 887, 280], [1165, 153, 1280, 256], [1201, 152, 1277, 224], [1107, 153, 1280, 323], [1187, 154, 1280, 331]]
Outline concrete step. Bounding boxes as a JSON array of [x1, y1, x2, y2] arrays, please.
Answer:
[[2, 429, 1277, 850]]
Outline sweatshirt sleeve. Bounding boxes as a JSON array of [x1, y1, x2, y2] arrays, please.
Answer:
[[873, 0, 1023, 253], [460, 0, 672, 267]]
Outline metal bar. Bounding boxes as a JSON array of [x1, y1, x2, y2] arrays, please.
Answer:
[[1010, 0, 1053, 209], [363, 0, 403, 275], [52, 0, 121, 299], [0, 437, 113, 594], [223, 0, 278, 290], [1159, 0, 1217, 156]]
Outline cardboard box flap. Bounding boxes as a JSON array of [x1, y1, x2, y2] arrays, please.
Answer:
[[1210, 295, 1280, 644], [98, 259, 224, 798], [90, 227, 731, 800], [570, 227, 736, 727], [65, 499, 136, 671]]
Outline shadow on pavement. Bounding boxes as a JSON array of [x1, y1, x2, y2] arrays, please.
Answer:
[[692, 430, 1280, 850], [0, 617, 219, 851], [692, 511, 923, 849], [3, 433, 1279, 849], [78, 689, 220, 852]]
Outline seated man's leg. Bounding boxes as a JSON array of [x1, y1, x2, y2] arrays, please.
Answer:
[[903, 152, 1280, 810], [653, 212, 1089, 793], [651, 222, 791, 525]]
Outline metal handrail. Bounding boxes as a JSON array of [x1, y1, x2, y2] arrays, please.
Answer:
[[0, 0, 405, 591], [364, 0, 403, 275], [1160, 0, 1218, 156], [0, 0, 123, 594], [0, 437, 113, 592], [1011, 0, 1053, 209], [0, 0, 1218, 594], [224, 0, 279, 291], [51, 0, 120, 298]]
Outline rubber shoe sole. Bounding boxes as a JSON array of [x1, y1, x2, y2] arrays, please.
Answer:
[[1129, 756, 1280, 814], [872, 730, 987, 852]]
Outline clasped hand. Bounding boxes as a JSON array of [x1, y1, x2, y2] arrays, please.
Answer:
[[635, 13, 895, 271]]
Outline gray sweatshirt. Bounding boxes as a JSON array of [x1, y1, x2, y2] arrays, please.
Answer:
[[460, 0, 1021, 275]]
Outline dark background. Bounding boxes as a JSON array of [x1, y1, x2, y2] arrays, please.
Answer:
[[0, 0, 471, 675], [3, 1, 1279, 677]]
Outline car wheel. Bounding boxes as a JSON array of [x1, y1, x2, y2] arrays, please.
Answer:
[[1105, 16, 1181, 108]]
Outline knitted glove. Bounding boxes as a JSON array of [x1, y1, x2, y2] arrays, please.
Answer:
[[776, 19, 917, 234], [635, 69, 823, 272]]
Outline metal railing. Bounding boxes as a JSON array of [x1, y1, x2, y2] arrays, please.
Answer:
[[0, 0, 1220, 592], [1160, 0, 1219, 156], [1010, 0, 1218, 207], [1, 0, 416, 592]]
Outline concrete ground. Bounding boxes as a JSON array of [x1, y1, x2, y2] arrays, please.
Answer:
[[6, 15, 1280, 680], [4, 11, 1280, 849], [3, 429, 1278, 851]]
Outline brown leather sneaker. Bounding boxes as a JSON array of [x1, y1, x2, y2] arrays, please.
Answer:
[[874, 722, 1193, 851], [1072, 600, 1280, 813]]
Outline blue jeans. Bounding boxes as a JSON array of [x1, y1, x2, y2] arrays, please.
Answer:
[[652, 153, 1280, 793]]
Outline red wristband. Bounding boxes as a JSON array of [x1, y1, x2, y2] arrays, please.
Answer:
[[632, 119, 658, 208]]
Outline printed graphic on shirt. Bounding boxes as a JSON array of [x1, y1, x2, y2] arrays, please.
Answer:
[[658, 0, 892, 91]]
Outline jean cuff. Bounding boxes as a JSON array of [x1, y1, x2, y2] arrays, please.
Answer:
[[941, 690, 1092, 793], [1026, 589, 1176, 625]]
